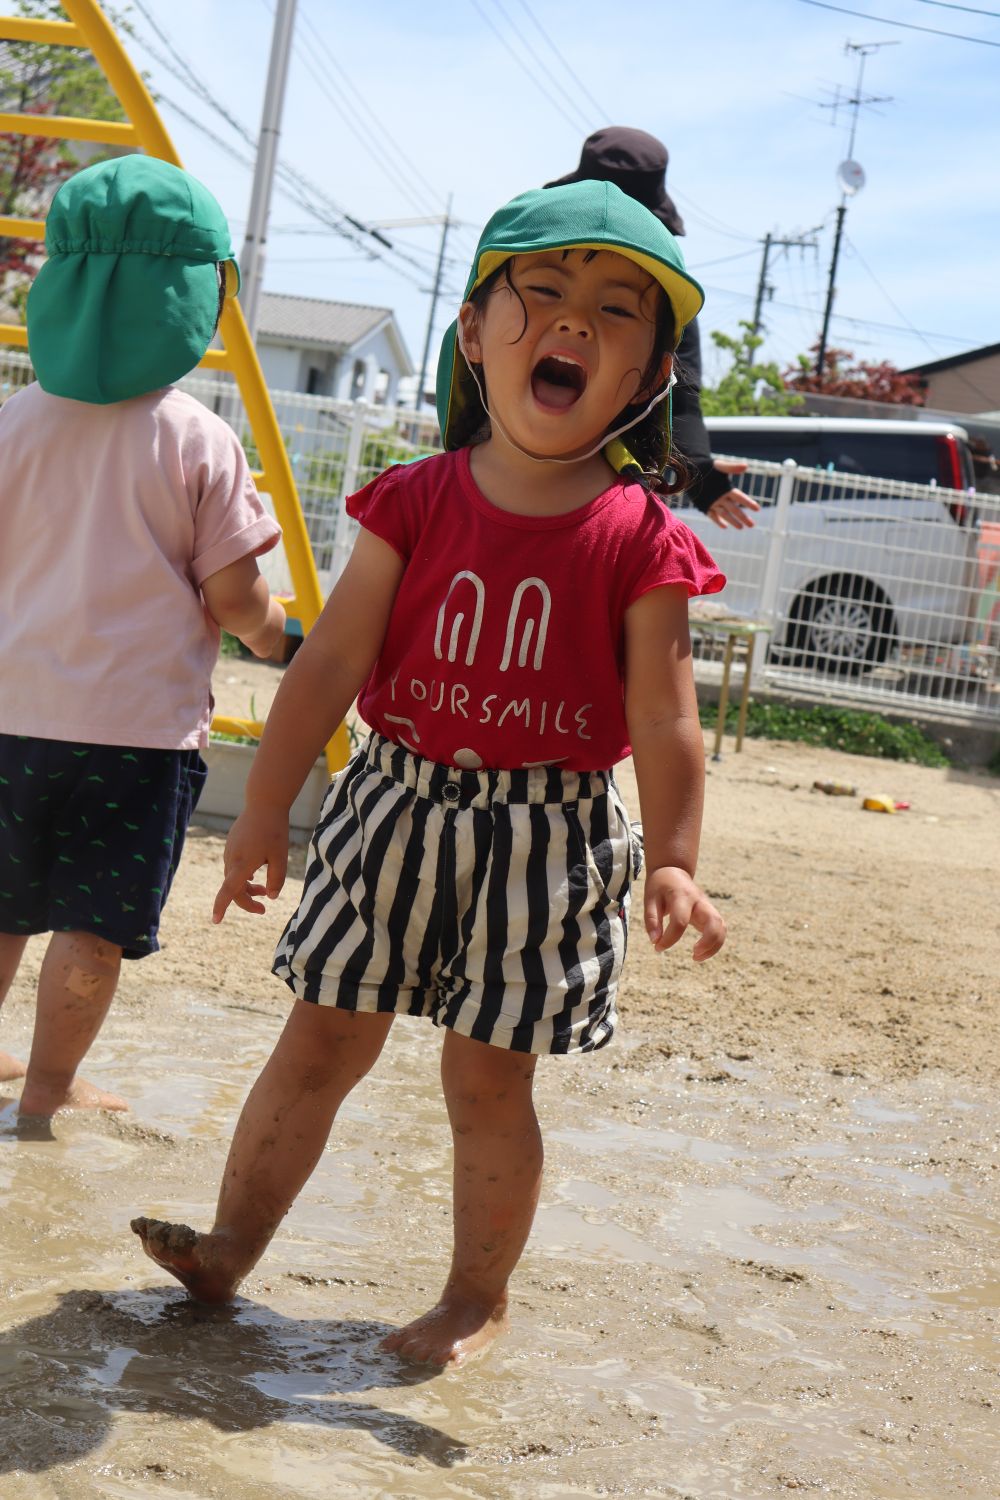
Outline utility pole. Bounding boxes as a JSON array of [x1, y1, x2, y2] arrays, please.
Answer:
[[750, 230, 818, 361], [815, 39, 894, 376], [415, 195, 453, 411], [239, 0, 298, 344]]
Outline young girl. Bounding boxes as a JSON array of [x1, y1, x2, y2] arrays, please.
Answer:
[[132, 180, 727, 1364]]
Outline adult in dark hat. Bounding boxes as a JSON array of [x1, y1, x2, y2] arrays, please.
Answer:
[[546, 127, 759, 529]]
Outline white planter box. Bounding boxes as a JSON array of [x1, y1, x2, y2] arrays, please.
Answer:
[[198, 741, 331, 840]]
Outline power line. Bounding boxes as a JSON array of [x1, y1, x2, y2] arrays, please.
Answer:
[[914, 0, 1000, 17], [510, 0, 609, 119], [844, 235, 998, 400], [467, 0, 592, 135], [796, 0, 1000, 47], [491, 0, 596, 131], [130, 8, 453, 294], [700, 282, 980, 345]]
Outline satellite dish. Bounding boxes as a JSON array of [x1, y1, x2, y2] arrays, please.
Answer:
[[837, 159, 866, 196]]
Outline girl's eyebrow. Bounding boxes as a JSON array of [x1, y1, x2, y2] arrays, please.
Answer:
[[520, 256, 647, 294]]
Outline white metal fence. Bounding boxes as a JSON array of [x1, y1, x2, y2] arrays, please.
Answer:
[[673, 459, 1000, 723], [2, 347, 997, 724]]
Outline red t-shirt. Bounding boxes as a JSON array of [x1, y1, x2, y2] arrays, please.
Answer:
[[346, 448, 725, 771]]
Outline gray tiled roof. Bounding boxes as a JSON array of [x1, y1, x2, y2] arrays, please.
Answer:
[[257, 292, 391, 349]]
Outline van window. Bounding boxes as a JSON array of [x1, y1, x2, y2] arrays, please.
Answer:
[[816, 432, 942, 486], [709, 429, 819, 468]]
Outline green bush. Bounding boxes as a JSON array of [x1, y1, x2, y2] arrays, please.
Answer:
[[722, 700, 950, 766]]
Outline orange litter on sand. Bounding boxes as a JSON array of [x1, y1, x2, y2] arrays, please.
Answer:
[[861, 796, 911, 813]]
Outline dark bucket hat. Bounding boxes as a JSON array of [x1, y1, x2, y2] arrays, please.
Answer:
[[27, 154, 240, 405], [545, 126, 686, 237], [436, 180, 703, 463]]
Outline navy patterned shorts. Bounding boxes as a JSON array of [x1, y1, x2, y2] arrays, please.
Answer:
[[0, 735, 206, 959]]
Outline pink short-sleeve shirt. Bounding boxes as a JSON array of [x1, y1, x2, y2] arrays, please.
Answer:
[[0, 383, 280, 749]]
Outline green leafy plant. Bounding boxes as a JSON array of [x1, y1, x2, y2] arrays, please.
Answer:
[[722, 700, 950, 766], [700, 322, 804, 418]]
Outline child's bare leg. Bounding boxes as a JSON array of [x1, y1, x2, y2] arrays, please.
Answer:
[[19, 931, 126, 1116], [132, 1001, 394, 1303], [381, 1029, 542, 1366], [0, 933, 30, 1081]]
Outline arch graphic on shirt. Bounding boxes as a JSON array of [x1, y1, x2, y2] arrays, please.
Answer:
[[499, 578, 551, 672], [434, 571, 485, 666]]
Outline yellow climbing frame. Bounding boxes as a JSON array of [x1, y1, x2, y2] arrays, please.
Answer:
[[0, 0, 349, 772]]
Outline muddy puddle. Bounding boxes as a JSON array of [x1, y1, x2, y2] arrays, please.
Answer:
[[1, 990, 998, 1498]]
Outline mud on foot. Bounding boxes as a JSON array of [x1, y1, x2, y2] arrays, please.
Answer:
[[380, 1294, 509, 1366], [18, 1075, 128, 1116], [130, 1217, 241, 1304]]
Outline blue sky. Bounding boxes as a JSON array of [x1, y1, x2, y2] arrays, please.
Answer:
[[125, 0, 998, 388]]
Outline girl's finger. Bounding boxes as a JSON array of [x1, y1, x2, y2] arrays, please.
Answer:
[[691, 906, 727, 961]]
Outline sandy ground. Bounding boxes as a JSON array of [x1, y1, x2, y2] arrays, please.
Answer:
[[1, 655, 998, 1499]]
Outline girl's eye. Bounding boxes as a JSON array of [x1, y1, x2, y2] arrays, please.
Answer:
[[603, 304, 635, 319], [526, 283, 559, 298]]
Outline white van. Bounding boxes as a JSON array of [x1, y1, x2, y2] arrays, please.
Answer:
[[674, 418, 978, 673]]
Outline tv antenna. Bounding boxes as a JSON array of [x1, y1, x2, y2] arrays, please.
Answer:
[[815, 39, 896, 376]]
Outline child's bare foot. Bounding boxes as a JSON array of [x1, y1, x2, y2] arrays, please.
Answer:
[[130, 1217, 243, 1303], [18, 1075, 127, 1116], [380, 1293, 509, 1366], [0, 1051, 27, 1083]]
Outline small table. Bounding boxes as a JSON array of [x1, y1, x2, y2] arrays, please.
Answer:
[[688, 612, 770, 757]]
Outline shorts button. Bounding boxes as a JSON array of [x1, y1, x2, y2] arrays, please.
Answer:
[[442, 782, 460, 803]]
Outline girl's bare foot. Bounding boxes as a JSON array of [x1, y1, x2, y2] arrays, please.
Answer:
[[0, 1051, 27, 1083], [130, 1217, 243, 1303], [18, 1074, 127, 1116], [380, 1293, 509, 1366]]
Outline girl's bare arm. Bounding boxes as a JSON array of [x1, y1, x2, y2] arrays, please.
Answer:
[[214, 528, 405, 921], [624, 585, 726, 961]]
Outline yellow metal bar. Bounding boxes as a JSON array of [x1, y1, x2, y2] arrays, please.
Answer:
[[210, 716, 264, 741], [0, 216, 46, 240], [60, 0, 183, 166], [0, 323, 28, 348], [0, 111, 138, 145], [197, 348, 232, 371], [0, 18, 85, 43]]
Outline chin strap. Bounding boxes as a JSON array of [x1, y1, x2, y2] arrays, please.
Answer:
[[457, 323, 676, 472]]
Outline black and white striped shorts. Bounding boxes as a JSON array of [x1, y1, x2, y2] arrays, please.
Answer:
[[272, 733, 639, 1054]]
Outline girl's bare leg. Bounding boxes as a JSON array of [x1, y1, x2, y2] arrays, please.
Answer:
[[19, 931, 126, 1115], [132, 1001, 394, 1302], [381, 1029, 542, 1366], [0, 933, 30, 1081]]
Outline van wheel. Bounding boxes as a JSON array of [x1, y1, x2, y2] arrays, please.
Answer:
[[785, 577, 895, 674]]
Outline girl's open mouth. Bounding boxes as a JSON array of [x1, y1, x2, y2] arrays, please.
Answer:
[[530, 354, 587, 411]]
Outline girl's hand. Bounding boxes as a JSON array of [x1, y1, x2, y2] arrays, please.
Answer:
[[643, 866, 726, 961], [213, 805, 289, 923]]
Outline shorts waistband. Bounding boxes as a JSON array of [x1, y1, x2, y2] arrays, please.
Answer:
[[363, 733, 612, 809]]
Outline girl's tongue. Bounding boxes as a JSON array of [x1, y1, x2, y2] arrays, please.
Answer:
[[531, 354, 586, 410]]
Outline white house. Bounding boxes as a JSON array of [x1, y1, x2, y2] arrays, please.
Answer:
[[255, 292, 413, 406]]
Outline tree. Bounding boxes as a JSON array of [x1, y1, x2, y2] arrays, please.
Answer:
[[700, 321, 803, 417], [0, 0, 129, 313], [783, 343, 926, 406]]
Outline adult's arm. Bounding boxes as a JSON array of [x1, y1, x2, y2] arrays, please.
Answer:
[[670, 319, 759, 529]]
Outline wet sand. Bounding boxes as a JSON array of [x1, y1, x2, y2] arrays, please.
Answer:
[[1, 658, 998, 1498]]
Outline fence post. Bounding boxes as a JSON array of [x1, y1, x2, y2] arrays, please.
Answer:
[[328, 399, 368, 585], [754, 459, 796, 687]]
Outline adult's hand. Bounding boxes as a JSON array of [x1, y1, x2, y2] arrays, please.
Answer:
[[706, 459, 760, 530]]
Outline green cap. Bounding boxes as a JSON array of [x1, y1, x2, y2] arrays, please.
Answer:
[[436, 180, 704, 457], [27, 154, 240, 405]]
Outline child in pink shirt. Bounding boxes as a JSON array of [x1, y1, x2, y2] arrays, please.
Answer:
[[0, 155, 285, 1118]]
